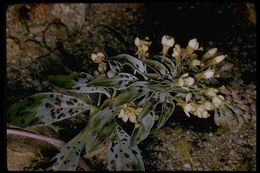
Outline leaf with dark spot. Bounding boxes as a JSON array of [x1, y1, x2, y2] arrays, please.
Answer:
[[107, 126, 144, 171]]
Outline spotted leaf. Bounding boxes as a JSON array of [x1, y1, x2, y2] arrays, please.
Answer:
[[108, 126, 145, 171], [108, 54, 146, 74], [90, 106, 121, 129], [153, 55, 176, 75], [50, 126, 91, 171], [131, 111, 155, 146], [142, 59, 169, 76], [85, 122, 116, 158], [138, 92, 166, 120], [113, 85, 148, 107], [88, 73, 138, 90], [48, 72, 82, 89], [157, 94, 175, 129], [7, 93, 96, 127], [68, 72, 111, 98]]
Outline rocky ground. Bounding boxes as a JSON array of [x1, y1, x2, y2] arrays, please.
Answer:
[[6, 3, 256, 171]]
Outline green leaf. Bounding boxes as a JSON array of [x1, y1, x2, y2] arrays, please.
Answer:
[[48, 72, 82, 89], [88, 73, 138, 90], [50, 126, 91, 171], [7, 93, 96, 127], [138, 92, 166, 120], [157, 95, 175, 129], [113, 85, 148, 107], [109, 54, 146, 74], [90, 106, 121, 129], [85, 122, 116, 157], [153, 55, 176, 75], [142, 59, 169, 76], [108, 126, 145, 171], [147, 82, 171, 93], [65, 72, 111, 98], [131, 111, 155, 146]]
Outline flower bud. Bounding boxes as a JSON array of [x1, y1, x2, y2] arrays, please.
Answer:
[[188, 38, 199, 50], [202, 48, 217, 60], [185, 92, 192, 103], [203, 69, 215, 78]]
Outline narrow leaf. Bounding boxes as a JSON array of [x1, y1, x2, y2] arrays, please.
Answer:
[[50, 126, 91, 171], [109, 54, 146, 74], [131, 111, 155, 146], [142, 59, 169, 76], [108, 126, 145, 171], [157, 95, 175, 129], [85, 122, 116, 157]]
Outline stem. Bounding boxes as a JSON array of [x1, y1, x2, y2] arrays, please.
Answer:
[[7, 127, 91, 171], [97, 93, 102, 107], [112, 88, 117, 98]]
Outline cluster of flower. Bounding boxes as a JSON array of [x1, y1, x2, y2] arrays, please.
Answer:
[[89, 35, 252, 126]]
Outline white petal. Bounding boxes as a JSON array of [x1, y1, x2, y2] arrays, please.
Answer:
[[188, 38, 199, 49], [91, 53, 97, 61], [134, 37, 140, 46], [166, 38, 175, 47], [184, 110, 190, 117], [118, 109, 125, 118], [181, 73, 189, 78], [122, 115, 128, 123], [184, 77, 195, 86], [161, 35, 167, 45], [97, 52, 105, 58], [185, 93, 192, 103], [178, 78, 184, 87], [129, 114, 137, 123]]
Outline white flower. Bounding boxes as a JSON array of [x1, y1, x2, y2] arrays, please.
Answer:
[[118, 104, 142, 123], [184, 77, 195, 86], [161, 35, 175, 47], [203, 69, 215, 78], [178, 77, 184, 87], [205, 88, 219, 97], [91, 52, 105, 63], [134, 37, 151, 59], [196, 105, 209, 118], [188, 38, 199, 50], [212, 95, 224, 108], [91, 52, 107, 73], [185, 38, 203, 57], [184, 103, 196, 117], [191, 59, 201, 66], [175, 74, 195, 87], [203, 101, 214, 111], [161, 35, 175, 56]]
